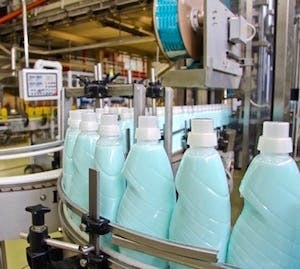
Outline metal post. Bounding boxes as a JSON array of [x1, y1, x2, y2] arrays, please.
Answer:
[[89, 168, 100, 255], [257, 3, 268, 106], [133, 84, 146, 141], [272, 0, 295, 121], [97, 63, 103, 81], [241, 0, 253, 170], [164, 87, 173, 162], [152, 99, 157, 116], [0, 241, 7, 269], [21, 0, 29, 68]]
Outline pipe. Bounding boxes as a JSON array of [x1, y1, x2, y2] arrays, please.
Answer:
[[0, 44, 11, 55], [22, 36, 155, 55], [11, 46, 16, 76], [0, 168, 62, 187], [0, 0, 46, 24], [164, 87, 173, 162], [0, 145, 63, 160], [21, 0, 29, 68], [20, 232, 94, 254]]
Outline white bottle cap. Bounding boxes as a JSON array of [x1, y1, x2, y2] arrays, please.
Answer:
[[135, 116, 161, 142], [67, 110, 82, 129], [257, 121, 292, 153], [79, 112, 98, 132], [98, 114, 120, 137], [187, 119, 217, 147], [109, 107, 119, 115], [96, 108, 105, 123]]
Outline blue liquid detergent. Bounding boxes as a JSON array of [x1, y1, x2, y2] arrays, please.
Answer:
[[63, 110, 81, 195], [227, 121, 300, 269], [69, 112, 99, 224], [173, 106, 184, 153], [94, 114, 126, 249], [117, 116, 176, 268], [169, 119, 231, 268]]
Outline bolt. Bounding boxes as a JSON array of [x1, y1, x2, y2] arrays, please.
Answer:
[[80, 259, 88, 268], [40, 194, 47, 201]]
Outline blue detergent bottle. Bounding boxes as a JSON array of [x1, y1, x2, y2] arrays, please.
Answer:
[[117, 115, 176, 268], [94, 114, 126, 249], [169, 119, 231, 266], [63, 110, 82, 195], [227, 121, 300, 269], [70, 112, 99, 222]]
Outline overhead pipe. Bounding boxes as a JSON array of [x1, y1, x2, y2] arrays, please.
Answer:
[[21, 0, 29, 68], [11, 46, 17, 76], [0, 0, 46, 24], [16, 36, 155, 55]]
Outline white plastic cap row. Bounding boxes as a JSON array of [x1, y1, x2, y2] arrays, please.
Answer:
[[187, 119, 217, 147], [98, 114, 120, 137], [258, 121, 292, 153], [135, 116, 161, 142]]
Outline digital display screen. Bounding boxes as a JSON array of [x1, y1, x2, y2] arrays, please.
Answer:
[[26, 73, 58, 98]]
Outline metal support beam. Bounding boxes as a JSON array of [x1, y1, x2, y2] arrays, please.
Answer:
[[272, 0, 295, 121], [241, 0, 253, 170]]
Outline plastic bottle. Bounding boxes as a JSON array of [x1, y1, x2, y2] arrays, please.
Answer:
[[94, 114, 126, 248], [226, 121, 300, 269], [117, 116, 176, 268], [169, 119, 231, 266], [63, 110, 82, 195], [70, 112, 99, 218]]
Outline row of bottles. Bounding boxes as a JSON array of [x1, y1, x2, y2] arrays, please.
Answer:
[[63, 110, 230, 268], [63, 107, 299, 269]]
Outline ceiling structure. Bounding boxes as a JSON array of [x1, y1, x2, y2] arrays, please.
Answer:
[[0, 0, 158, 72]]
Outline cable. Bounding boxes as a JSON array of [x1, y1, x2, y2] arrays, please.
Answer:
[[246, 22, 257, 42]]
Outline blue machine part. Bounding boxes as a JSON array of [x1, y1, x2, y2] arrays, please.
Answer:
[[154, 0, 188, 60]]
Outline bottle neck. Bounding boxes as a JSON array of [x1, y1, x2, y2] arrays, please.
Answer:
[[136, 140, 159, 145], [260, 151, 289, 156]]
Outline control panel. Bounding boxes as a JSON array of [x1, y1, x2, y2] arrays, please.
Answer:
[[19, 69, 62, 101]]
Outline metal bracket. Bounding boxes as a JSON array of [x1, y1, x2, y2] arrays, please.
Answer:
[[240, 58, 254, 67], [80, 215, 110, 236]]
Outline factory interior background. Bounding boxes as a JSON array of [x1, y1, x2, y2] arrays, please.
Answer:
[[0, 0, 300, 268]]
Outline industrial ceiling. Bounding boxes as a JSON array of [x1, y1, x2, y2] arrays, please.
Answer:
[[0, 0, 157, 72]]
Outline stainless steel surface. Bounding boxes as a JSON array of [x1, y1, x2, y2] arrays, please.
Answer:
[[21, 0, 29, 68], [150, 67, 155, 83], [241, 0, 253, 170], [0, 184, 59, 240], [133, 84, 146, 140], [152, 99, 157, 116], [20, 231, 95, 254], [97, 63, 103, 81], [164, 87, 173, 162], [88, 168, 100, 255], [158, 0, 243, 89], [11, 46, 16, 77], [257, 3, 269, 107], [272, 0, 296, 120], [0, 140, 63, 155], [65, 84, 134, 98]]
